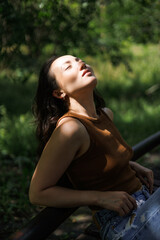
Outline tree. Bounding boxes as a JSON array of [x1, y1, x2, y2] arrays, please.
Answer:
[[0, 0, 98, 69], [92, 0, 160, 66], [0, 0, 159, 77]]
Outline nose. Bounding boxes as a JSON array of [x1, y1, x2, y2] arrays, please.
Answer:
[[79, 61, 86, 71], [75, 57, 86, 70]]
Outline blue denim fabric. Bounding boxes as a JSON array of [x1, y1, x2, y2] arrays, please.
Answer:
[[95, 186, 160, 240]]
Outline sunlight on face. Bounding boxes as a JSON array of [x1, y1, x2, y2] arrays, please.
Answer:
[[50, 55, 97, 96]]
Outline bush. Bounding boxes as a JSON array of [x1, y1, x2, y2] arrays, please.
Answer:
[[0, 105, 37, 157], [86, 44, 160, 145]]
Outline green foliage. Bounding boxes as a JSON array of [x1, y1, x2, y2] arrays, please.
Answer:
[[0, 0, 160, 236], [0, 154, 37, 237], [94, 44, 160, 145], [0, 108, 37, 237], [0, 106, 37, 157], [0, 74, 37, 115], [104, 0, 160, 43], [0, 0, 98, 66], [1, 0, 160, 75], [93, 0, 160, 67]]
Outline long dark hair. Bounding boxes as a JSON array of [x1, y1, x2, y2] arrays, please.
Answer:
[[33, 56, 106, 157]]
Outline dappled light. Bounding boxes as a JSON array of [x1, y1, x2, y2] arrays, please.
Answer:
[[0, 1, 160, 239]]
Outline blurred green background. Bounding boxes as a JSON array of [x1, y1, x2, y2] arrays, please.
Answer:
[[0, 0, 160, 239]]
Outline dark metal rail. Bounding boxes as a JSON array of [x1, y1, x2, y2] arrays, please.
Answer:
[[9, 131, 160, 240], [132, 131, 160, 161]]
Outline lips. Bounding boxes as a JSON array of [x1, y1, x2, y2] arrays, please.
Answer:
[[82, 69, 92, 77]]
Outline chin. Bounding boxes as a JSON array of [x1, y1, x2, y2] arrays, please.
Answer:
[[80, 75, 97, 91], [90, 76, 97, 87]]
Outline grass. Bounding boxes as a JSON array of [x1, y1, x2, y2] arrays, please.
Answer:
[[0, 43, 160, 239], [85, 43, 160, 145]]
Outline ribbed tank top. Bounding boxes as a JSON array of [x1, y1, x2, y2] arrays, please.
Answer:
[[58, 109, 142, 195]]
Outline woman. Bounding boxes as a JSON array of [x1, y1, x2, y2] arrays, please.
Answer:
[[29, 55, 160, 240]]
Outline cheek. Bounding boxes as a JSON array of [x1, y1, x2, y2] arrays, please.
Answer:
[[67, 70, 78, 83], [63, 72, 79, 90]]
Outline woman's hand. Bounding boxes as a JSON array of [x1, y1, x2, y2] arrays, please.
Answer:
[[97, 191, 137, 216], [129, 161, 154, 194]]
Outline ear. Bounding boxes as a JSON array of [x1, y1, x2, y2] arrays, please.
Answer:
[[52, 89, 66, 99]]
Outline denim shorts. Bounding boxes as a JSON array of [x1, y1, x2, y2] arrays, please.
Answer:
[[94, 185, 152, 240]]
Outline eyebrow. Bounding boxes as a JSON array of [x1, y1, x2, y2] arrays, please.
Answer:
[[62, 57, 79, 66], [62, 61, 71, 65]]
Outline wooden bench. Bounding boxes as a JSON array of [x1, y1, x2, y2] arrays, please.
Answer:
[[9, 131, 160, 240]]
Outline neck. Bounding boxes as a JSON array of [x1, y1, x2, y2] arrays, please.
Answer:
[[68, 92, 98, 118]]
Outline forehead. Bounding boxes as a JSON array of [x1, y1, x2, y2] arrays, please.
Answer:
[[52, 55, 76, 69]]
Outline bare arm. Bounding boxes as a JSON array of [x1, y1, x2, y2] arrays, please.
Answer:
[[29, 118, 98, 207]]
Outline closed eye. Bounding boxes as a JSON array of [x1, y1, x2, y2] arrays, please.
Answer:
[[65, 65, 71, 70]]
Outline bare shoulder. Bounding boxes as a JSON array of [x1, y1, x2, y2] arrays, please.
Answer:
[[53, 116, 89, 143], [48, 116, 90, 159], [102, 107, 114, 121]]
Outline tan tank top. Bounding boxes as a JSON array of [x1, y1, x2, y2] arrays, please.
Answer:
[[58, 109, 142, 195]]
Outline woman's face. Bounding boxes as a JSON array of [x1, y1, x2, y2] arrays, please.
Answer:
[[49, 55, 97, 97]]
